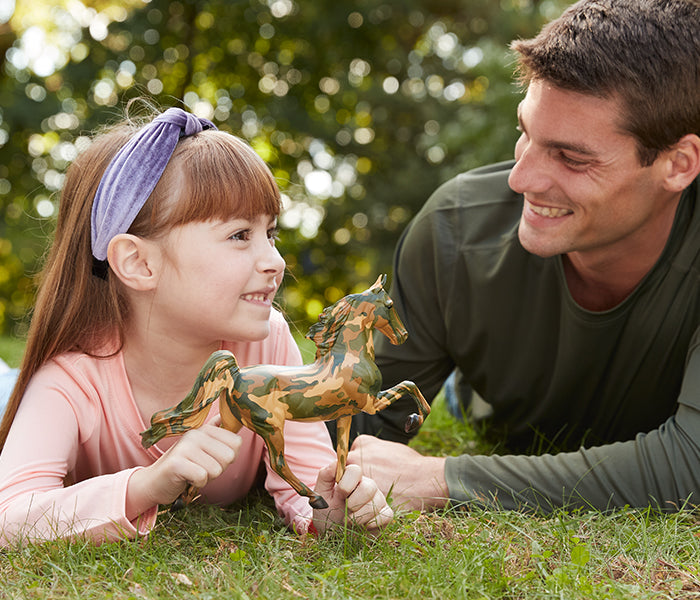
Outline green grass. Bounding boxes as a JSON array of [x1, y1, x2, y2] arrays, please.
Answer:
[[2, 336, 700, 598], [4, 499, 700, 599], [0, 335, 25, 369], [2, 396, 700, 599]]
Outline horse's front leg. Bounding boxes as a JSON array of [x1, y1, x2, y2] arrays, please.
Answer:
[[262, 428, 329, 510], [333, 415, 352, 483], [375, 381, 431, 433]]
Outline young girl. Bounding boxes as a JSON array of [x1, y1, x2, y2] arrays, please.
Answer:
[[0, 107, 393, 546]]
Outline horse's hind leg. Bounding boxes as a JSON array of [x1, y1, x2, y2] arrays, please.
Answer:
[[219, 403, 244, 434], [141, 351, 238, 447], [263, 429, 329, 509], [141, 386, 222, 448], [142, 397, 215, 448]]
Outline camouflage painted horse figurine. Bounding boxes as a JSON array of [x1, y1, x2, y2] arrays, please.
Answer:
[[140, 274, 430, 509]]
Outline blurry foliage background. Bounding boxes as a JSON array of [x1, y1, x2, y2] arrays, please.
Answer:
[[0, 0, 569, 338]]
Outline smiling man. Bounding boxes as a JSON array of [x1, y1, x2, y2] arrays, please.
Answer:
[[346, 0, 700, 513], [512, 81, 685, 311]]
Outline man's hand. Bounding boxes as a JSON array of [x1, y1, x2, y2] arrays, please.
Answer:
[[312, 463, 394, 533], [346, 435, 449, 512]]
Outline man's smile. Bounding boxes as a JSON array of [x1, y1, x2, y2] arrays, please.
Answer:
[[527, 200, 573, 218]]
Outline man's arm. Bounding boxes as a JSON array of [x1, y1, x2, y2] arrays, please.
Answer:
[[349, 340, 700, 513], [444, 406, 700, 512], [443, 334, 700, 512], [347, 407, 700, 513]]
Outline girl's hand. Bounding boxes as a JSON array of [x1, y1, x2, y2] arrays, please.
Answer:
[[311, 463, 394, 533], [126, 424, 242, 519]]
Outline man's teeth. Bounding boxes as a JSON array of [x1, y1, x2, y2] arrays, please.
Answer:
[[530, 204, 571, 218]]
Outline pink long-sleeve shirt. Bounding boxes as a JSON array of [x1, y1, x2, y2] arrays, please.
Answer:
[[0, 311, 335, 546]]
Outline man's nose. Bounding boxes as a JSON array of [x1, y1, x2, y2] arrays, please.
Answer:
[[508, 143, 552, 195]]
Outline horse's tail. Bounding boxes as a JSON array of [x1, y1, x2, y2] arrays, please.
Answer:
[[140, 350, 239, 448]]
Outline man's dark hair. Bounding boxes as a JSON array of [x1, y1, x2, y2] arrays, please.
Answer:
[[512, 0, 700, 166]]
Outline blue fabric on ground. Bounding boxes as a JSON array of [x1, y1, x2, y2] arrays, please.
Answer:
[[444, 370, 468, 420], [0, 368, 19, 419]]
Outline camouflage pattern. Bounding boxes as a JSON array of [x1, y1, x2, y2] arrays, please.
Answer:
[[141, 274, 430, 510]]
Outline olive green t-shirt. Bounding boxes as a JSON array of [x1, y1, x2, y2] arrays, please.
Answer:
[[354, 161, 700, 511]]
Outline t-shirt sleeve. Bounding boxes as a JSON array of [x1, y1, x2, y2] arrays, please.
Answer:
[[444, 333, 700, 512], [0, 364, 158, 547]]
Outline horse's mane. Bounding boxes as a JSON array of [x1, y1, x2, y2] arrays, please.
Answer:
[[306, 295, 356, 354]]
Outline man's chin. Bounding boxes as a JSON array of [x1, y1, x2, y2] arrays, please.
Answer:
[[517, 229, 564, 259]]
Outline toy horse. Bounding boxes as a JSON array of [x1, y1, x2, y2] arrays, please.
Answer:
[[140, 274, 430, 509]]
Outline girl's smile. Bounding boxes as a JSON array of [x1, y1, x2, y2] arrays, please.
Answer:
[[240, 288, 277, 306], [152, 213, 285, 346]]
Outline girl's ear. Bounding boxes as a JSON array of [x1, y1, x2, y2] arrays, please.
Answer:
[[107, 234, 162, 291], [661, 133, 700, 193]]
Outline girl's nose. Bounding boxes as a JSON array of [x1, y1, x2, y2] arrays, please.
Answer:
[[260, 243, 286, 275]]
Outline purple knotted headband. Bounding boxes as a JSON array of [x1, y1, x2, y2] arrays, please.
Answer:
[[90, 107, 217, 262]]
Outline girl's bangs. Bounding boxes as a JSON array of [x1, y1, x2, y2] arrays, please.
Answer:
[[165, 131, 281, 226]]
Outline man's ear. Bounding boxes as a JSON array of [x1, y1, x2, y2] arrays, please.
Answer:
[[661, 133, 700, 193], [107, 234, 161, 291]]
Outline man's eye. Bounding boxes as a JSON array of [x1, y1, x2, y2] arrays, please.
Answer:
[[560, 153, 588, 169]]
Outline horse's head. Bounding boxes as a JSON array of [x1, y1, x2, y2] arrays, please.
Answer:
[[305, 274, 408, 355], [360, 274, 408, 346]]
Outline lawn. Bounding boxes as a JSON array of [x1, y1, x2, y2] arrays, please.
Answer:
[[1, 336, 700, 599], [0, 335, 25, 369]]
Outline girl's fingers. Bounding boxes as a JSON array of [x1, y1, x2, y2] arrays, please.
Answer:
[[351, 498, 394, 529], [176, 461, 210, 490], [347, 486, 394, 528], [161, 427, 242, 490], [335, 463, 363, 497], [338, 465, 394, 529], [344, 476, 379, 513], [179, 426, 242, 465], [313, 463, 338, 499]]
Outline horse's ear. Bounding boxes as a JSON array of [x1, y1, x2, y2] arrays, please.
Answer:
[[374, 274, 387, 289], [306, 309, 326, 341]]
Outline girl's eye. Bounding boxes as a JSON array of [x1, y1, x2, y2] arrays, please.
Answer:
[[268, 226, 280, 242], [229, 230, 250, 242]]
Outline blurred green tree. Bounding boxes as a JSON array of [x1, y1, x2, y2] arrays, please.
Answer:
[[0, 0, 569, 337]]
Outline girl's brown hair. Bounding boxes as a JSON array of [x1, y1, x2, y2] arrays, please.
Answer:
[[0, 114, 281, 450]]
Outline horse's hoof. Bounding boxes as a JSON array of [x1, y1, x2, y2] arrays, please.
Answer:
[[404, 413, 422, 433], [309, 496, 329, 510], [170, 498, 186, 512]]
